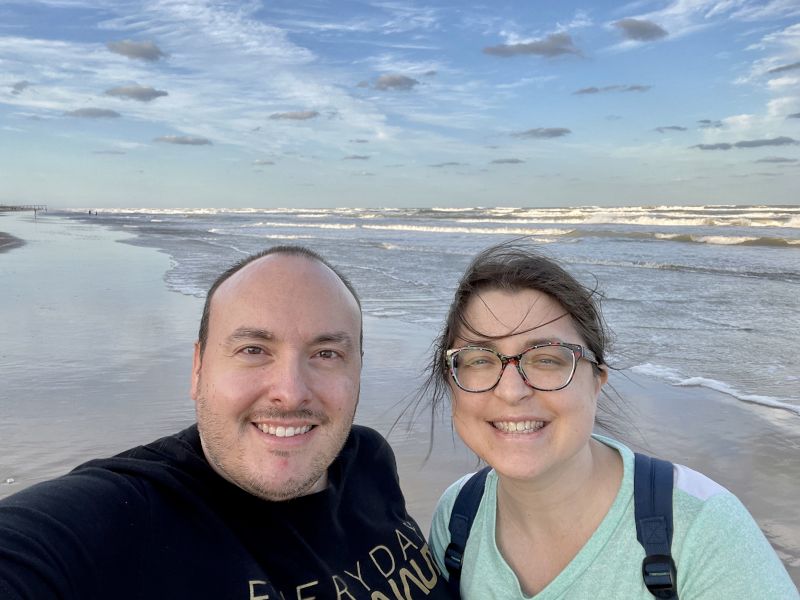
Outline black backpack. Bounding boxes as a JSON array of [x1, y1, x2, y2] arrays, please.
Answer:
[[444, 453, 678, 599]]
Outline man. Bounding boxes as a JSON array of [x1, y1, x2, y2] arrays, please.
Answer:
[[0, 246, 449, 599]]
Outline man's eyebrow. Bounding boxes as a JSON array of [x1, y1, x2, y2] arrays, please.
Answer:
[[226, 328, 274, 343], [313, 332, 356, 349], [225, 328, 355, 348]]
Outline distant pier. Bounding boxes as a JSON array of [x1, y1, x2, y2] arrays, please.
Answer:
[[0, 204, 47, 212]]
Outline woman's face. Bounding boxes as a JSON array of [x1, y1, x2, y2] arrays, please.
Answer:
[[449, 287, 607, 484]]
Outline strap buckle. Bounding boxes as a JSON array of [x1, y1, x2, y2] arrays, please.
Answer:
[[444, 542, 463, 573], [642, 554, 678, 599]]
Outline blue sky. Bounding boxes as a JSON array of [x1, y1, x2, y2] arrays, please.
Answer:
[[1, 0, 799, 208]]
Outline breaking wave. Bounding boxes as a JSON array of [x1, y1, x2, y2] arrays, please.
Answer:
[[631, 364, 800, 416]]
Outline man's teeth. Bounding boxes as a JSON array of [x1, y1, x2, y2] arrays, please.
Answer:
[[492, 420, 545, 433], [256, 424, 313, 438]]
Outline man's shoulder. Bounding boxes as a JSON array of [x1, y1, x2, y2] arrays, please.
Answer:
[[332, 425, 399, 490], [1, 425, 200, 513], [346, 424, 394, 462], [110, 424, 200, 463], [0, 455, 151, 557], [349, 423, 387, 445]]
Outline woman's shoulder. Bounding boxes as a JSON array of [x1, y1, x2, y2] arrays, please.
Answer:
[[667, 465, 797, 597], [434, 469, 495, 518], [671, 462, 732, 508], [591, 434, 735, 504], [668, 462, 757, 542], [430, 469, 496, 544], [589, 435, 752, 536]]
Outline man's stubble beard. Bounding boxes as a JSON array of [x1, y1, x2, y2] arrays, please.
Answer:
[[194, 383, 359, 502]]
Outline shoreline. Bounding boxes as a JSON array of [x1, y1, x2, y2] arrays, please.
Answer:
[[1, 211, 797, 585]]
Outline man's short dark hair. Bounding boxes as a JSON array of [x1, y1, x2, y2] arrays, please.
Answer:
[[197, 246, 362, 355]]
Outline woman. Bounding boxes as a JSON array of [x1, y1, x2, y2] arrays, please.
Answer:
[[424, 242, 797, 599]]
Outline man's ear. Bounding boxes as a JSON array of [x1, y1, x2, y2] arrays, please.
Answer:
[[190, 342, 202, 402]]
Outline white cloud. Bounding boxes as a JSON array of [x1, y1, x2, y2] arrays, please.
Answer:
[[723, 113, 756, 131], [767, 97, 800, 117], [98, 0, 313, 64], [610, 0, 799, 50], [368, 2, 441, 34], [495, 76, 558, 90], [0, 1, 415, 156], [361, 53, 445, 77], [719, 21, 800, 140], [154, 135, 212, 145], [730, 0, 800, 21], [767, 75, 800, 89]]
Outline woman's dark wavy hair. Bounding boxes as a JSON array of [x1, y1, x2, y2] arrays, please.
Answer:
[[409, 239, 623, 449]]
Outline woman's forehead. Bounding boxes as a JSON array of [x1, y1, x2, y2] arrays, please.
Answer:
[[458, 288, 576, 340]]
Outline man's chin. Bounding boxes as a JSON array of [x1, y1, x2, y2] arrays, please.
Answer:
[[245, 471, 328, 502]]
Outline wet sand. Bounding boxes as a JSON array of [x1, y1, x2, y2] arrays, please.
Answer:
[[0, 230, 25, 253], [1, 211, 797, 586]]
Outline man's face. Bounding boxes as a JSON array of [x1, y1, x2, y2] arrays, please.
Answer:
[[191, 254, 362, 501]]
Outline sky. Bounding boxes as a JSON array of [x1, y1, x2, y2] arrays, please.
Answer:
[[1, 0, 799, 208]]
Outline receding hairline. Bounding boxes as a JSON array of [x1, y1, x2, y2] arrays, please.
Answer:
[[224, 250, 346, 291], [198, 247, 363, 356]]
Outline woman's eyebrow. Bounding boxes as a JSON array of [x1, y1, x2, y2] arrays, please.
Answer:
[[458, 335, 563, 349], [521, 336, 563, 347]]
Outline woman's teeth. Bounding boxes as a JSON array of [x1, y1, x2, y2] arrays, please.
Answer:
[[492, 420, 545, 434]]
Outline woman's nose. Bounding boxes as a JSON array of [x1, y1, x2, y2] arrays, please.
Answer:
[[493, 358, 532, 404]]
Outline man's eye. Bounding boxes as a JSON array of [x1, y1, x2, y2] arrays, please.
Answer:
[[317, 350, 340, 359], [241, 346, 264, 355]]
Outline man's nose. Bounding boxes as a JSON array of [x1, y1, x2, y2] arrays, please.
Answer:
[[266, 357, 312, 408]]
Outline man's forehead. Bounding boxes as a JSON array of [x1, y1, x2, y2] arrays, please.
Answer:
[[209, 253, 360, 330], [219, 254, 341, 297]]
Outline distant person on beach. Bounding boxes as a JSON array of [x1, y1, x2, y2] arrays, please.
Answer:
[[420, 241, 797, 599], [0, 246, 449, 599]]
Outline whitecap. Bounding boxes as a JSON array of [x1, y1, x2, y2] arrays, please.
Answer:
[[631, 364, 800, 416]]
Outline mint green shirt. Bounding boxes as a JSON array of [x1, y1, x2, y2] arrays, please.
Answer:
[[429, 436, 798, 599]]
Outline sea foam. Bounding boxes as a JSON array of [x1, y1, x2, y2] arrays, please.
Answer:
[[631, 363, 800, 416]]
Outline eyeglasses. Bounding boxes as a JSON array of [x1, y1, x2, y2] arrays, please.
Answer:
[[445, 342, 599, 393]]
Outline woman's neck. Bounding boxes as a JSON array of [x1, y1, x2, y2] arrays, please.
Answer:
[[497, 438, 621, 532], [494, 438, 623, 595]]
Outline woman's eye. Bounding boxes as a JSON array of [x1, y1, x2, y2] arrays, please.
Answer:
[[466, 358, 489, 367], [526, 355, 565, 368]]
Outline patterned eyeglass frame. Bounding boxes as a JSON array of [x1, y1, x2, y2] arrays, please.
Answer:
[[445, 341, 599, 393]]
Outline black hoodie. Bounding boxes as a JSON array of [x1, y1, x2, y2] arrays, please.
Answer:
[[0, 425, 449, 600]]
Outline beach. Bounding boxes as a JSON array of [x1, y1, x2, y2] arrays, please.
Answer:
[[0, 225, 25, 254], [0, 210, 798, 586]]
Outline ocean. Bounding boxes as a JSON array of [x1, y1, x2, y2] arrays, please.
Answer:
[[60, 204, 800, 418]]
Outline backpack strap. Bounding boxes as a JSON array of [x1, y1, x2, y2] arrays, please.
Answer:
[[634, 453, 679, 599], [444, 466, 491, 599]]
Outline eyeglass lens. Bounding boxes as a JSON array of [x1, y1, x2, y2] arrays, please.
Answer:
[[451, 345, 577, 392]]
